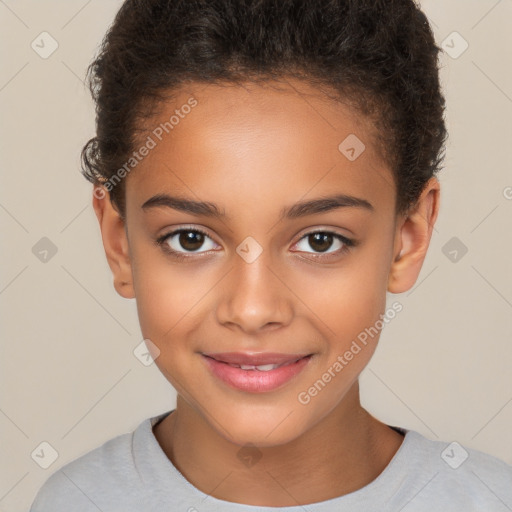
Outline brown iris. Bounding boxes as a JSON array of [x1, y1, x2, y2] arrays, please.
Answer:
[[179, 231, 205, 251], [307, 232, 333, 253]]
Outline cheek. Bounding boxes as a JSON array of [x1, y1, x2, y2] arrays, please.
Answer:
[[292, 255, 389, 334], [290, 244, 391, 373], [131, 244, 201, 342]]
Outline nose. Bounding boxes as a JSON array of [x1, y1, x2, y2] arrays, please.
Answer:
[[215, 248, 294, 334]]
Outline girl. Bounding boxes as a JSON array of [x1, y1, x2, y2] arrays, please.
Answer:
[[31, 0, 512, 510]]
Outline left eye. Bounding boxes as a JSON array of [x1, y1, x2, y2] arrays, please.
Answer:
[[156, 227, 354, 260], [293, 231, 354, 254], [158, 228, 217, 254]]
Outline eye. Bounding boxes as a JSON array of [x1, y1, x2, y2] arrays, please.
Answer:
[[156, 227, 218, 258], [155, 226, 356, 261], [292, 230, 355, 257]]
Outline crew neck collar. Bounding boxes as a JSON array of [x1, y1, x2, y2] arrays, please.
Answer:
[[133, 410, 423, 511]]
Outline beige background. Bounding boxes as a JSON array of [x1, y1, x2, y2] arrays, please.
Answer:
[[1, 1, 511, 510]]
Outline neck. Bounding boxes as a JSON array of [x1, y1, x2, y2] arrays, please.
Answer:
[[153, 382, 404, 507]]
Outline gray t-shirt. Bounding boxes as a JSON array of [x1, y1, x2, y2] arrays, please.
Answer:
[[30, 410, 512, 511]]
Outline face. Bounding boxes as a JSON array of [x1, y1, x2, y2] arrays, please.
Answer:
[[94, 78, 439, 447]]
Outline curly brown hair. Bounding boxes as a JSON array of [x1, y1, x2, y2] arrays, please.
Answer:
[[81, 0, 447, 219]]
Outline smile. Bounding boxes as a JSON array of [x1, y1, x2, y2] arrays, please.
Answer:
[[201, 353, 313, 393]]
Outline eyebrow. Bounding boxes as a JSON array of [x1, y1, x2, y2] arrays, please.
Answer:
[[141, 193, 374, 220]]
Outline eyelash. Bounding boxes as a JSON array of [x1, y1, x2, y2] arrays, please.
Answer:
[[155, 227, 214, 261], [155, 226, 356, 261]]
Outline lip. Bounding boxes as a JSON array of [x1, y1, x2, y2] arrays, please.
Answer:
[[201, 353, 314, 393]]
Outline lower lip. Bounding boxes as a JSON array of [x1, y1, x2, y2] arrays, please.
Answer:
[[202, 354, 313, 393]]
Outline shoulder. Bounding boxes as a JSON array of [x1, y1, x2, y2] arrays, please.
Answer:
[[400, 429, 512, 510], [29, 418, 154, 512]]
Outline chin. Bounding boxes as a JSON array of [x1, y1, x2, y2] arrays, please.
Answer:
[[211, 403, 311, 448]]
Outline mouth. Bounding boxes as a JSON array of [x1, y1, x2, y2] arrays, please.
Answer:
[[201, 352, 314, 393], [202, 351, 312, 367], [203, 356, 306, 371]]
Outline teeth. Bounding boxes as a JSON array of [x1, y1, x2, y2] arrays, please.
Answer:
[[221, 357, 308, 370], [255, 364, 280, 371], [238, 363, 280, 371]]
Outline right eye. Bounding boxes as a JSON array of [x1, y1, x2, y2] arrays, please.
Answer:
[[155, 227, 219, 258]]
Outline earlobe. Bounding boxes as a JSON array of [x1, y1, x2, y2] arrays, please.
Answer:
[[92, 186, 135, 299], [387, 177, 440, 294]]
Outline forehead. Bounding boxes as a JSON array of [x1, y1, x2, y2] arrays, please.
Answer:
[[126, 78, 395, 218]]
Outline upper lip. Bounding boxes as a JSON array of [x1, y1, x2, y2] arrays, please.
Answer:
[[202, 352, 311, 366]]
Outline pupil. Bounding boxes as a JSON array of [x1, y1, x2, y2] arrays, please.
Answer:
[[176, 232, 334, 253], [180, 231, 204, 251], [309, 232, 332, 252]]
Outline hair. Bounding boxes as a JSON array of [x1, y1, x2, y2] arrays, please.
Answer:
[[81, 0, 447, 219]]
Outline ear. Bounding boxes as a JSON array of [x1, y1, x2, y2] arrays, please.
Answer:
[[92, 186, 135, 299], [388, 177, 440, 293]]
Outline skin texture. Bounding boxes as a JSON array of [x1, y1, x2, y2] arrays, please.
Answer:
[[92, 78, 440, 506]]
